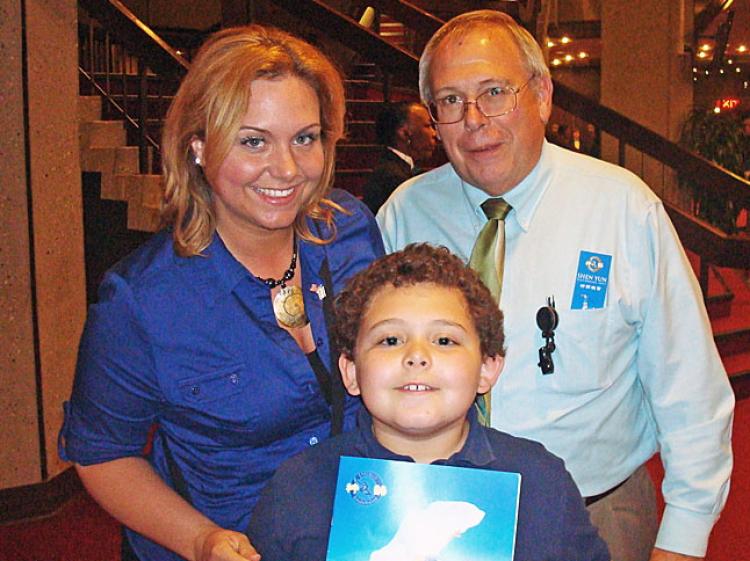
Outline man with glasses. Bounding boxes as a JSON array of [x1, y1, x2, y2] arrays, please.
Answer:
[[377, 10, 734, 561]]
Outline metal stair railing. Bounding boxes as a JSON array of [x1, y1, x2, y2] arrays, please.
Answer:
[[78, 0, 189, 174]]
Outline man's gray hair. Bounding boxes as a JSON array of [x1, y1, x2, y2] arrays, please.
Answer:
[[418, 10, 551, 104]]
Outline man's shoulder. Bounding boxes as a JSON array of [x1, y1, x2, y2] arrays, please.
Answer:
[[551, 144, 659, 202], [388, 162, 459, 204]]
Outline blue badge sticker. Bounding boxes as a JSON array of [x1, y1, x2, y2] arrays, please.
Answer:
[[571, 251, 612, 310]]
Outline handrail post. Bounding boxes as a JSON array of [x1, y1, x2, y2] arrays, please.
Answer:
[[138, 59, 148, 174], [699, 258, 710, 303], [382, 70, 391, 103]]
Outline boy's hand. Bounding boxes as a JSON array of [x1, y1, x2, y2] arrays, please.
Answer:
[[194, 527, 261, 561]]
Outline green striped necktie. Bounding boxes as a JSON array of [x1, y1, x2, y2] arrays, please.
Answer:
[[468, 197, 512, 426]]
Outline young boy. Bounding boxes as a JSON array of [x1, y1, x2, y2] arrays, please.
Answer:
[[247, 244, 609, 561]]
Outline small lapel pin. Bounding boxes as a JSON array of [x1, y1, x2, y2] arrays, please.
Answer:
[[310, 283, 327, 300]]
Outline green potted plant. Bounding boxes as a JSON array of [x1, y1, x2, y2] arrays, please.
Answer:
[[679, 108, 744, 234]]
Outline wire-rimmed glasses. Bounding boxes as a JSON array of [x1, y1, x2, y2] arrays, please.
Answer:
[[427, 75, 536, 125]]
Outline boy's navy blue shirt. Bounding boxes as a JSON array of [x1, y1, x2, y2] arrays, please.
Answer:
[[248, 408, 610, 561]]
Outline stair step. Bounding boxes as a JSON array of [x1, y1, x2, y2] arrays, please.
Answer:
[[98, 93, 175, 119], [117, 174, 162, 209], [118, 174, 162, 232], [725, 347, 750, 399], [730, 372, 750, 400], [715, 328, 750, 358], [344, 120, 377, 143], [78, 96, 102, 122], [336, 144, 381, 169], [706, 291, 733, 320], [335, 168, 371, 198], [346, 79, 383, 101], [80, 72, 180, 97], [80, 146, 141, 199], [79, 120, 127, 150]]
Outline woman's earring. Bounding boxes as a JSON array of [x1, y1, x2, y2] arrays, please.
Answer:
[[195, 156, 202, 166]]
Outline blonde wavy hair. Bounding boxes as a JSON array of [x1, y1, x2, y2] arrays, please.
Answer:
[[161, 25, 346, 256]]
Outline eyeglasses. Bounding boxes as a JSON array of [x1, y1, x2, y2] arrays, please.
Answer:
[[427, 75, 536, 125]]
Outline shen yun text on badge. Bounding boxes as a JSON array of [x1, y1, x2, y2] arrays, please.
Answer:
[[571, 251, 612, 310], [326, 456, 521, 561]]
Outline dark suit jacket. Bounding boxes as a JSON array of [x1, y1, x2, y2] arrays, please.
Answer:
[[362, 148, 412, 214]]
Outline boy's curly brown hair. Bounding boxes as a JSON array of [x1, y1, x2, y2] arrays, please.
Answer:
[[334, 243, 505, 359]]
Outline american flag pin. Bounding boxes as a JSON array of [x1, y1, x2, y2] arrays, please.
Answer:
[[310, 283, 326, 300]]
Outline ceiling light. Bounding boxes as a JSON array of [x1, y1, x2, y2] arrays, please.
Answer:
[[547, 40, 555, 48], [564, 54, 574, 62], [698, 51, 708, 59], [700, 44, 712, 51], [738, 45, 748, 53], [551, 58, 562, 66], [560, 36, 571, 44], [714, 107, 721, 114], [737, 67, 742, 73], [578, 51, 588, 59]]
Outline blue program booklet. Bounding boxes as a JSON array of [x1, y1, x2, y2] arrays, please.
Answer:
[[326, 456, 521, 561]]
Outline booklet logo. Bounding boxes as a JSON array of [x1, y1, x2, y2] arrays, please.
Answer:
[[345, 470, 388, 505]]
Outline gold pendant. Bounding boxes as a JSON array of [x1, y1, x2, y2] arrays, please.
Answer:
[[273, 285, 308, 328]]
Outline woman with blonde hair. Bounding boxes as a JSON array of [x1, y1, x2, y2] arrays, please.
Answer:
[[59, 25, 383, 561]]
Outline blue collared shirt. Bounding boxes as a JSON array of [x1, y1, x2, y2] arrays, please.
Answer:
[[248, 407, 610, 561], [59, 190, 384, 561], [377, 141, 734, 555]]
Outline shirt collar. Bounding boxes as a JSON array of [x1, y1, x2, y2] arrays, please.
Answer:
[[175, 222, 331, 308], [459, 140, 555, 233], [354, 406, 498, 468], [173, 232, 249, 307], [205, 232, 251, 293], [387, 146, 415, 170]]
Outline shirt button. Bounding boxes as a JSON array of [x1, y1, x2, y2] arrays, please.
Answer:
[[316, 337, 324, 346], [229, 373, 239, 384], [309, 436, 319, 446], [191, 385, 200, 395]]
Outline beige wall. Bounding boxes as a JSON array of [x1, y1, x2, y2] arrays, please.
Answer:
[[0, 0, 86, 489], [600, 0, 693, 203], [601, 0, 692, 140], [0, 0, 40, 489]]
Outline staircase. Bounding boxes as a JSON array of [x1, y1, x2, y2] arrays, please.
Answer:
[[704, 263, 750, 398], [78, 95, 162, 233]]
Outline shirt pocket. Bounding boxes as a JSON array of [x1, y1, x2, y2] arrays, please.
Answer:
[[177, 364, 250, 404], [173, 364, 263, 435], [551, 307, 631, 393]]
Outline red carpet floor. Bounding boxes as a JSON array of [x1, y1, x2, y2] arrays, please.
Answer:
[[1, 399, 748, 561]]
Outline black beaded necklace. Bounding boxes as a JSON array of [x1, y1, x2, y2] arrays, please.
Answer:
[[255, 242, 297, 289]]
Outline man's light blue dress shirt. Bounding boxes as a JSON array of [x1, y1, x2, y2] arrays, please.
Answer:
[[377, 141, 734, 555]]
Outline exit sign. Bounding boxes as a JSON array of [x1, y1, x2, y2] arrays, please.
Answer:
[[715, 98, 741, 110]]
